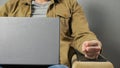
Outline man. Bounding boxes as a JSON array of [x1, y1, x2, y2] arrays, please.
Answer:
[[0, 0, 102, 67]]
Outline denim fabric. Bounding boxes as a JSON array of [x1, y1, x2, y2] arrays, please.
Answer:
[[0, 65, 68, 68], [48, 65, 68, 68]]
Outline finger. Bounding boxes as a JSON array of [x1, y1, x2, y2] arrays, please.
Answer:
[[85, 52, 100, 59], [85, 54, 99, 59], [87, 41, 98, 47], [86, 51, 100, 56], [85, 51, 100, 58], [87, 40, 102, 47], [86, 46, 101, 52]]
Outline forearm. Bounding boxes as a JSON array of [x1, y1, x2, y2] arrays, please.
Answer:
[[70, 0, 101, 54]]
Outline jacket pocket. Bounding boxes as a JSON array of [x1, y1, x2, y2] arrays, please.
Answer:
[[56, 11, 71, 27], [56, 11, 73, 40]]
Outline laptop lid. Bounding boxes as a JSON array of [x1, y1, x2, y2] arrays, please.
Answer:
[[0, 17, 60, 65]]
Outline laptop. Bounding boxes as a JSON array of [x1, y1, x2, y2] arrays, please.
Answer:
[[0, 17, 60, 65]]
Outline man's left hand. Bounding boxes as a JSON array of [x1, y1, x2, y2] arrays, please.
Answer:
[[82, 40, 102, 59]]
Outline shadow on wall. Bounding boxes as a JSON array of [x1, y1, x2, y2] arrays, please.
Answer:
[[78, 1, 120, 68]]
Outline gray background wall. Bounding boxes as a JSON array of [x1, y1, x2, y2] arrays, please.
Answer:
[[0, 0, 120, 68], [0, 0, 7, 6], [78, 0, 120, 68]]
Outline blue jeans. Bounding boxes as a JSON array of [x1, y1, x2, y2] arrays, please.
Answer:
[[48, 65, 68, 68], [0, 65, 68, 68]]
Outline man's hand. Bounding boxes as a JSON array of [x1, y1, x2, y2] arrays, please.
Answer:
[[82, 40, 102, 59]]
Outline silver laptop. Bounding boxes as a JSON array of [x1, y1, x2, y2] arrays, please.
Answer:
[[0, 17, 60, 65]]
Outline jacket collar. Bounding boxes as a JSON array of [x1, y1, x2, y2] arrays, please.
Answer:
[[22, 0, 60, 6], [51, 0, 60, 3], [29, 0, 60, 4]]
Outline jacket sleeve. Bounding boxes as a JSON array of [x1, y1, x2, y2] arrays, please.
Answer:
[[70, 0, 100, 54], [0, 0, 18, 16]]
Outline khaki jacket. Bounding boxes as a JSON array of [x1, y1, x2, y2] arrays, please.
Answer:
[[0, 0, 98, 66]]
